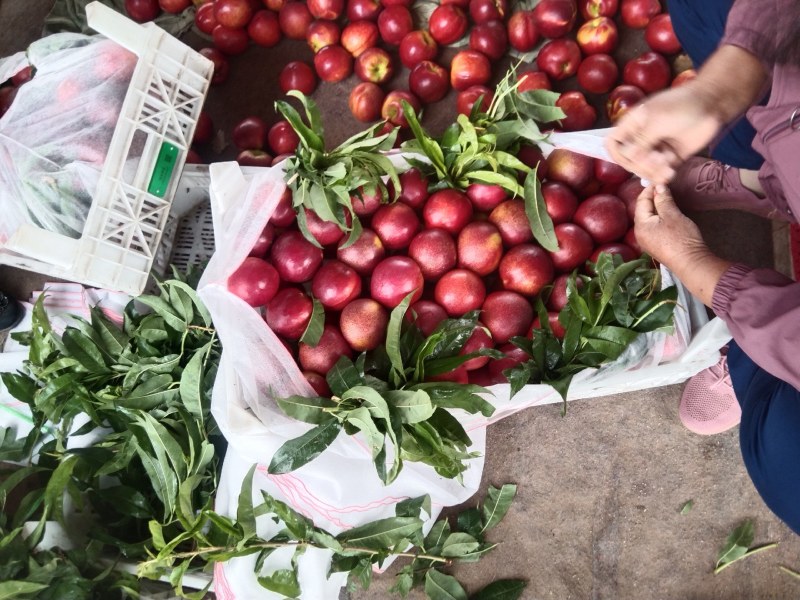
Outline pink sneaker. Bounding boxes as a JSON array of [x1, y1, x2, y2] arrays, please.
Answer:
[[679, 350, 741, 435], [670, 157, 784, 219]]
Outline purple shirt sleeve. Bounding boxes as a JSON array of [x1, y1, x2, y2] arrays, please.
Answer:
[[720, 0, 777, 65], [712, 264, 800, 389]]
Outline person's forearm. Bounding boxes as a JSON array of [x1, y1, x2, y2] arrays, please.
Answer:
[[688, 44, 769, 128], [664, 252, 734, 308]]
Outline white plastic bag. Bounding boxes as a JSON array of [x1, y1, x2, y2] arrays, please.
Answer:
[[198, 135, 730, 597], [0, 33, 136, 243]]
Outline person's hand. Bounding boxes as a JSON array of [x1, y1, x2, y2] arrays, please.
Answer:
[[634, 184, 710, 271], [606, 85, 724, 184], [635, 185, 734, 307]]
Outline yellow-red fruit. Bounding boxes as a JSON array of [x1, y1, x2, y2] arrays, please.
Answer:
[[340, 298, 389, 351]]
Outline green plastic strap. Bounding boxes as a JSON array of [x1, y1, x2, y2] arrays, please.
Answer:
[[147, 141, 180, 198]]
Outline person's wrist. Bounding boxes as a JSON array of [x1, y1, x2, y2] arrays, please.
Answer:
[[684, 80, 729, 131]]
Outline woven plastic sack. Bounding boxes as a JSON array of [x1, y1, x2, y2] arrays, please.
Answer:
[[198, 133, 730, 597], [0, 33, 136, 244]]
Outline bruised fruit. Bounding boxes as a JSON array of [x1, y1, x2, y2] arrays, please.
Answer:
[[573, 193, 629, 243], [423, 189, 474, 234], [266, 287, 314, 339], [340, 298, 389, 351], [488, 199, 534, 246], [311, 260, 362, 310], [549, 223, 594, 272], [371, 202, 421, 250], [499, 244, 555, 296], [299, 324, 353, 374], [407, 300, 448, 336], [270, 230, 324, 282], [408, 229, 457, 280], [457, 221, 503, 276], [370, 256, 424, 307], [227, 256, 280, 307], [336, 228, 385, 275], [481, 290, 534, 344], [434, 268, 486, 316]]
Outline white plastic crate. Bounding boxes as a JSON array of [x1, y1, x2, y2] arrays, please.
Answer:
[[154, 164, 215, 277], [0, 2, 213, 295]]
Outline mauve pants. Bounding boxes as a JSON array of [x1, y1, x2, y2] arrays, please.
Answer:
[[668, 0, 800, 533], [667, 0, 767, 170]]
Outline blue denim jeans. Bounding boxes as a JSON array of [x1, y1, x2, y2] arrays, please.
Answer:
[[728, 340, 800, 534], [667, 0, 767, 170]]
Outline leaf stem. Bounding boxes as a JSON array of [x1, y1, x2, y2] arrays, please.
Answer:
[[713, 543, 779, 574]]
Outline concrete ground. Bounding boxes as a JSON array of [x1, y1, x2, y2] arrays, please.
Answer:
[[2, 2, 800, 599]]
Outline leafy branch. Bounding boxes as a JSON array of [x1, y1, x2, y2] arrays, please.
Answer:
[[141, 465, 524, 599], [399, 65, 565, 252], [276, 90, 401, 247], [714, 520, 778, 574], [269, 296, 502, 484], [505, 253, 678, 413]]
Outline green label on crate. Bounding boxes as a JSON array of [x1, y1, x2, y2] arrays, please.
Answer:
[[148, 141, 180, 198]]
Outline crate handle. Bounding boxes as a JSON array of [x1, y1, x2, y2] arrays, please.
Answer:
[[85, 1, 148, 56]]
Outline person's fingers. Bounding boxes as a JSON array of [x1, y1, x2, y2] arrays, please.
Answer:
[[634, 184, 657, 224], [651, 184, 682, 218]]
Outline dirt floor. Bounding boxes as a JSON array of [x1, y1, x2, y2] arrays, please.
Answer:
[[2, 2, 800, 599]]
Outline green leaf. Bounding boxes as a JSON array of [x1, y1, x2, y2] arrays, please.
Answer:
[[336, 516, 422, 550], [456, 508, 483, 539], [425, 519, 451, 552], [395, 495, 431, 519], [44, 454, 79, 526], [275, 98, 324, 152], [258, 568, 301, 598], [471, 579, 527, 600], [386, 293, 417, 381], [0, 581, 49, 599], [523, 169, 558, 252], [411, 383, 495, 417], [482, 484, 517, 532], [300, 298, 325, 346], [268, 420, 343, 474], [257, 492, 315, 540], [118, 373, 177, 410], [325, 357, 364, 397], [136, 294, 187, 332], [90, 306, 129, 356], [347, 558, 373, 591], [386, 389, 434, 424], [680, 500, 693, 515], [237, 465, 258, 541], [441, 532, 480, 557], [425, 570, 468, 600], [277, 395, 338, 424], [179, 341, 213, 420], [344, 406, 384, 459], [712, 520, 779, 574]]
